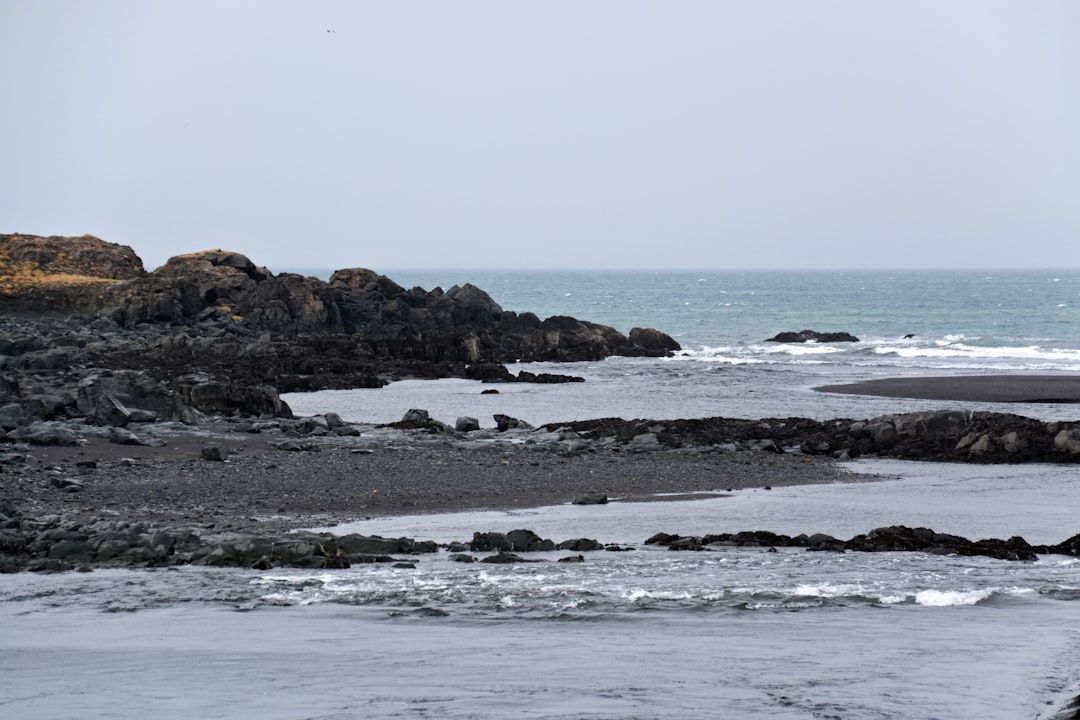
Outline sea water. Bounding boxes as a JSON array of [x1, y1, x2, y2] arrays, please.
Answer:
[[2, 269, 1079, 719], [284, 268, 1080, 425]]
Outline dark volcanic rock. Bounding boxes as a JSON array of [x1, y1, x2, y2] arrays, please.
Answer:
[[645, 524, 1064, 562], [767, 329, 860, 343], [1, 234, 681, 423], [548, 411, 1080, 464]]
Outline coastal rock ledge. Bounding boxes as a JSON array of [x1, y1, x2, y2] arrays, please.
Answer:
[[1, 233, 679, 404]]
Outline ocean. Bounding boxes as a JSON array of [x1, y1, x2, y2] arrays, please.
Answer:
[[3, 269, 1079, 719], [284, 268, 1080, 425]]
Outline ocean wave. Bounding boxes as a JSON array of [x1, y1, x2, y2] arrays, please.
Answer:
[[915, 588, 995, 606], [675, 343, 845, 364], [875, 343, 1080, 362]]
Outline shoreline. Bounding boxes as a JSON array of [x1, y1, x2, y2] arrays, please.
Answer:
[[816, 374, 1080, 403], [4, 371, 1080, 535], [5, 425, 852, 534]]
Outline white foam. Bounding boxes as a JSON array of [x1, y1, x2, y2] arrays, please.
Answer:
[[914, 588, 995, 606]]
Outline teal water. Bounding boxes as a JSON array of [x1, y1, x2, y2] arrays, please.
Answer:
[[284, 268, 1080, 425], [292, 267, 1080, 369]]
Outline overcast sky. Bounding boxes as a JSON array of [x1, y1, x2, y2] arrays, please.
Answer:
[[2, 2, 1079, 271]]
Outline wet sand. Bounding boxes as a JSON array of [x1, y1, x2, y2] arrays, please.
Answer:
[[816, 374, 1080, 404], [4, 428, 851, 533]]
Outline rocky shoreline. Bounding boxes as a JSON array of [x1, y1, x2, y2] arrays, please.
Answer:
[[2, 406, 1079, 573], [2, 233, 1079, 574]]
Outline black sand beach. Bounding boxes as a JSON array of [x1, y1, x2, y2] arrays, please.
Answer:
[[816, 374, 1080, 404], [7, 427, 850, 534], [7, 373, 1079, 536]]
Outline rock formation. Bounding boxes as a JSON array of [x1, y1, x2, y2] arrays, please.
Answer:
[[549, 410, 1080, 463], [767, 329, 860, 343], [0, 234, 680, 425]]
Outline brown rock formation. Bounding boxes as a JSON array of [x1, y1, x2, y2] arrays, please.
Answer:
[[0, 233, 145, 312]]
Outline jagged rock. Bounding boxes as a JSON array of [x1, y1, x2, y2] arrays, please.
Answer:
[[494, 414, 533, 432], [3, 236, 682, 422], [628, 327, 681, 353], [470, 532, 512, 552], [77, 370, 197, 425], [176, 374, 290, 419], [389, 408, 449, 433], [647, 525, 1043, 562], [549, 412, 1079, 464]]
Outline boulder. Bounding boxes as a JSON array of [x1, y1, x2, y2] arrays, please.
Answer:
[[0, 403, 25, 430], [8, 422, 78, 446], [572, 493, 609, 506], [494, 414, 533, 432], [455, 416, 481, 432], [628, 327, 681, 353], [108, 426, 145, 446], [505, 529, 555, 552], [1054, 428, 1080, 454], [201, 443, 229, 461]]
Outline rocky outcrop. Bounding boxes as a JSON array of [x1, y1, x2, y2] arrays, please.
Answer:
[[767, 329, 859, 343], [645, 524, 1078, 562], [0, 502, 438, 573], [0, 233, 145, 313], [548, 410, 1080, 463], [1, 236, 679, 405]]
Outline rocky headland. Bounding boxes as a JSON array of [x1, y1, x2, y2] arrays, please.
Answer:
[[2, 233, 1079, 573]]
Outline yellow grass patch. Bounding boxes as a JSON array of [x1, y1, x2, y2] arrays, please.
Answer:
[[0, 255, 123, 295]]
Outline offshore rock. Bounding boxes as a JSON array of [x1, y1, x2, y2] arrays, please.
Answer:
[[646, 525, 1061, 562], [766, 329, 860, 343]]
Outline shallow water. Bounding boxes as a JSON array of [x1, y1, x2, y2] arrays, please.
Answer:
[[5, 269, 1080, 719], [3, 598, 1077, 720], [2, 461, 1079, 719]]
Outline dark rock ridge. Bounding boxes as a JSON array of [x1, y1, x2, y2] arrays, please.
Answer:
[[0, 504, 439, 573], [4, 507, 1077, 572], [767, 329, 860, 343], [547, 410, 1080, 463], [645, 525, 1080, 562], [0, 234, 679, 423]]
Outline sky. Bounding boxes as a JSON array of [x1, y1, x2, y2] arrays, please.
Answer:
[[2, 1, 1079, 272]]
